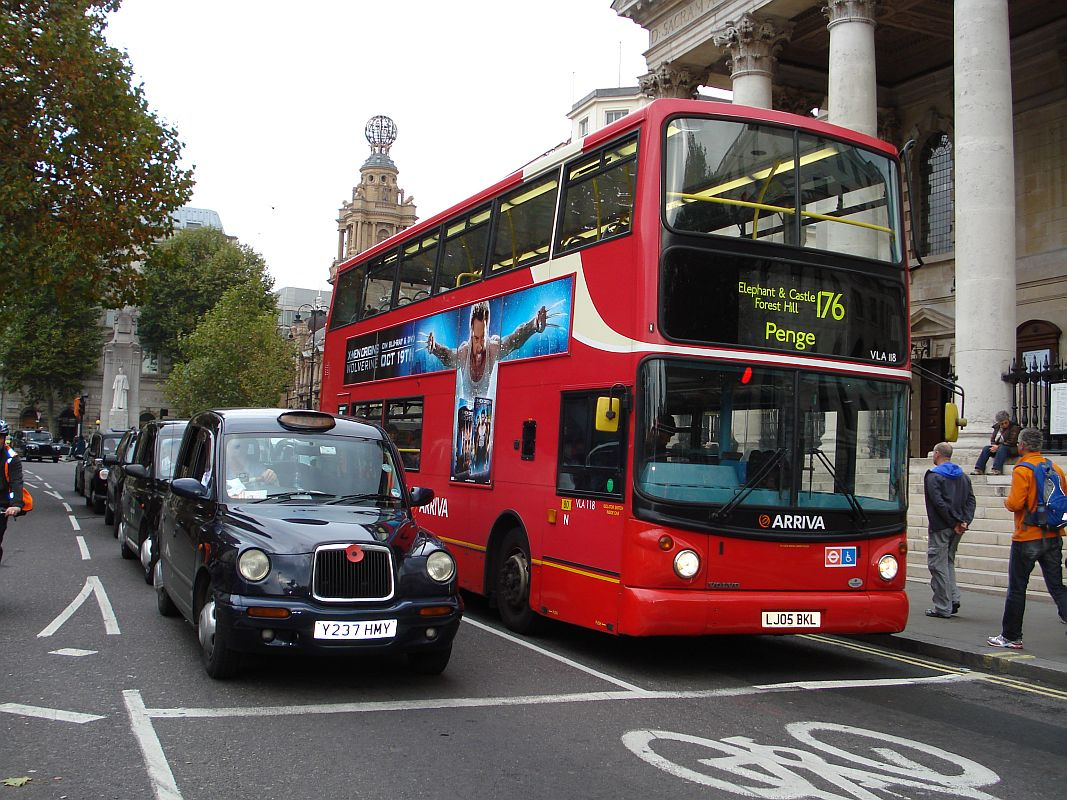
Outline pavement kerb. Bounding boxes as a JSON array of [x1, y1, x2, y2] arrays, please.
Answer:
[[848, 631, 1067, 690]]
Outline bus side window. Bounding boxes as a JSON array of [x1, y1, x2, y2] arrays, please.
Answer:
[[437, 205, 491, 295], [330, 264, 366, 330], [557, 392, 625, 497], [360, 251, 399, 319], [557, 136, 637, 254], [490, 175, 558, 274], [385, 397, 423, 471], [397, 234, 438, 305]]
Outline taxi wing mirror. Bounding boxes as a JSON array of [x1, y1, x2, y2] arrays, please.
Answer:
[[171, 477, 209, 500], [409, 486, 435, 507]]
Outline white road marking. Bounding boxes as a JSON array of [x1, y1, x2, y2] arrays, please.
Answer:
[[0, 702, 104, 724], [461, 616, 648, 692], [63, 502, 72, 512], [143, 673, 979, 721], [68, 515, 81, 531], [44, 482, 53, 489], [37, 575, 120, 637], [46, 489, 63, 499], [50, 648, 98, 657], [76, 536, 90, 560], [123, 691, 183, 800]]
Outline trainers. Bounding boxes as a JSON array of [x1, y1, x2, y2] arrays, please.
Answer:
[[925, 608, 952, 618], [971, 469, 984, 475], [990, 469, 1002, 475], [986, 635, 1023, 650]]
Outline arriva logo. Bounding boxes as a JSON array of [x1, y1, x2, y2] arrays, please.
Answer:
[[419, 496, 449, 518], [759, 514, 827, 530]]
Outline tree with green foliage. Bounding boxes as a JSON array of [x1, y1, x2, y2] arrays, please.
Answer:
[[0, 276, 103, 428], [165, 281, 294, 417], [0, 0, 194, 309], [138, 227, 276, 363]]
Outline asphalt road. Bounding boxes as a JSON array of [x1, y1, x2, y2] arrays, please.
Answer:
[[2, 460, 1065, 799]]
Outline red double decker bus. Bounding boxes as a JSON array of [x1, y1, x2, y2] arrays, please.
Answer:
[[320, 99, 910, 637]]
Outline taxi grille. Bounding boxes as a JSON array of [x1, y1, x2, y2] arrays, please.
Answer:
[[312, 544, 394, 602]]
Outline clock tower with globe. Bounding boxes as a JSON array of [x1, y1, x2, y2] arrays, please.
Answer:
[[331, 114, 418, 282]]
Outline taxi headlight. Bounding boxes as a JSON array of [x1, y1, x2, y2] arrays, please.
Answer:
[[877, 554, 899, 581], [98, 468, 110, 480], [238, 548, 271, 582], [426, 550, 456, 583], [673, 549, 700, 579]]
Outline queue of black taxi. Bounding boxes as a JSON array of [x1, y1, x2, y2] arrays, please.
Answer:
[[150, 408, 461, 679]]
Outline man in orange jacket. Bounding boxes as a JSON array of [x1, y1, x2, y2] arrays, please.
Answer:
[[987, 427, 1067, 649]]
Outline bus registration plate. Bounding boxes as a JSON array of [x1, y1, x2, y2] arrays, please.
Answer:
[[314, 620, 397, 640], [761, 611, 821, 628]]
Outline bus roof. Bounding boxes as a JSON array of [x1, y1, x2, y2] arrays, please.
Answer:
[[332, 98, 899, 276]]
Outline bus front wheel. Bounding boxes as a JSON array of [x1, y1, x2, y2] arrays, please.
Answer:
[[495, 529, 541, 634]]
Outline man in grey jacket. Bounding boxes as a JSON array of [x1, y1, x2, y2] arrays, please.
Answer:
[[924, 442, 976, 618]]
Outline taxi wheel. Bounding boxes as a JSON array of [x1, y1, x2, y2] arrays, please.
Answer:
[[140, 535, 155, 584], [495, 528, 542, 635], [118, 520, 135, 559], [154, 560, 178, 617], [407, 645, 452, 676], [104, 500, 114, 525], [198, 595, 240, 679]]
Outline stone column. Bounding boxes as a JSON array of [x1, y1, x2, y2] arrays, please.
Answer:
[[712, 13, 793, 109], [824, 0, 878, 137], [953, 0, 1016, 450], [639, 62, 708, 99]]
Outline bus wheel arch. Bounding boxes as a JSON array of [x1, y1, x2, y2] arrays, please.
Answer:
[[489, 517, 542, 635]]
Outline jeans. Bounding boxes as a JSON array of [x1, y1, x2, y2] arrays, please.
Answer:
[[974, 444, 1014, 472], [1000, 535, 1067, 641], [927, 528, 962, 614]]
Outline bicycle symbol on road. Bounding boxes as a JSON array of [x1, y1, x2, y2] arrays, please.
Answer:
[[622, 721, 1001, 799]]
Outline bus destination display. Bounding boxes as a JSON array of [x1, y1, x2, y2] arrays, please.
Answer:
[[662, 249, 907, 365]]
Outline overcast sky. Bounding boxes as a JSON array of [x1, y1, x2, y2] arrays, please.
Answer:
[[104, 1, 652, 292]]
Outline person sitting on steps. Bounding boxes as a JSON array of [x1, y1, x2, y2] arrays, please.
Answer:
[[972, 410, 1021, 476]]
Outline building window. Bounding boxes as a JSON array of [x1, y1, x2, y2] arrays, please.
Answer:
[[604, 109, 627, 125], [921, 132, 954, 257], [578, 117, 589, 137]]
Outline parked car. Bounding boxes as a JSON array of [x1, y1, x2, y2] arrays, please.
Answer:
[[75, 431, 125, 513], [13, 430, 59, 462], [118, 419, 187, 580], [154, 408, 461, 679], [103, 428, 139, 526]]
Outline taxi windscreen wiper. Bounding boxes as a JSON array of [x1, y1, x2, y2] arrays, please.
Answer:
[[254, 491, 337, 503], [327, 493, 394, 505]]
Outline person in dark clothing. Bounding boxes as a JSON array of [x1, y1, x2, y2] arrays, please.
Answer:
[[923, 441, 976, 618], [0, 419, 27, 564], [972, 410, 1021, 475]]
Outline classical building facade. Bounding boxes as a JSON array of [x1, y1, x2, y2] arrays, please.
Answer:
[[613, 0, 1067, 455], [330, 115, 418, 285]]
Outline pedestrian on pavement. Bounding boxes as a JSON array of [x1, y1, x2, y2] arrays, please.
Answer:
[[971, 410, 1021, 475], [923, 441, 975, 618], [0, 419, 27, 565], [987, 427, 1067, 649]]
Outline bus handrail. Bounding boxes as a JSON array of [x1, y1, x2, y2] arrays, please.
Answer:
[[667, 192, 895, 235]]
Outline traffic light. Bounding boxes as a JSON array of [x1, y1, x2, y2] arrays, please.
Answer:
[[73, 397, 82, 418]]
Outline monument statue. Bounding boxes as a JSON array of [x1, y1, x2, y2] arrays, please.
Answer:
[[112, 366, 129, 410]]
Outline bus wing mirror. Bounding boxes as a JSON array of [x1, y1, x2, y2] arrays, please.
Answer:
[[944, 402, 967, 442], [595, 397, 621, 433]]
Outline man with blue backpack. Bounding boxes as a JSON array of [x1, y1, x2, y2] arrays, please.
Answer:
[[987, 427, 1067, 649]]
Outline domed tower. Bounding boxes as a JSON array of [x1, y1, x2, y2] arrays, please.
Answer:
[[331, 115, 418, 282]]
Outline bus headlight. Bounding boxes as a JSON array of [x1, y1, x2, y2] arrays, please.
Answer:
[[877, 554, 899, 581], [426, 550, 456, 583], [673, 549, 700, 579], [238, 548, 271, 582]]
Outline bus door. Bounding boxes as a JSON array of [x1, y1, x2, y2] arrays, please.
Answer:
[[544, 390, 628, 632]]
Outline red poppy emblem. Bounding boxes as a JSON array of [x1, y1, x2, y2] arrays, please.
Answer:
[[345, 544, 364, 563]]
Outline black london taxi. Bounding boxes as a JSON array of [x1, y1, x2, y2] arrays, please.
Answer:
[[76, 430, 125, 513], [118, 419, 187, 581], [14, 429, 59, 462], [103, 427, 139, 526], [153, 409, 461, 679]]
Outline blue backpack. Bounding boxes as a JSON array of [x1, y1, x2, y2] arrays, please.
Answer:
[[1015, 459, 1067, 531]]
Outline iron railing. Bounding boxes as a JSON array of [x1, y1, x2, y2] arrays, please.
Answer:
[[1002, 357, 1066, 453]]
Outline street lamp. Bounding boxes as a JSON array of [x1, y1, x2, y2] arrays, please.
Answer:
[[293, 302, 325, 409]]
